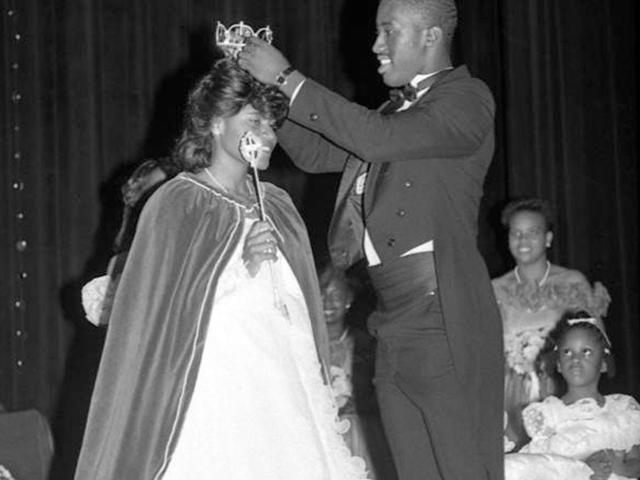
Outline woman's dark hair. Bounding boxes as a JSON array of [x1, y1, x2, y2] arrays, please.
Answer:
[[113, 157, 181, 253], [500, 197, 556, 232], [120, 157, 181, 202], [318, 264, 355, 298], [550, 310, 616, 379], [173, 58, 289, 172]]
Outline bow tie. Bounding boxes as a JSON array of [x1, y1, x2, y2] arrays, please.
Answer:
[[389, 84, 419, 105], [387, 67, 455, 107]]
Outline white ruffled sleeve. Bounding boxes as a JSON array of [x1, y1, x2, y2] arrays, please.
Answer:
[[0, 465, 16, 480], [522, 397, 561, 438], [81, 275, 112, 326], [604, 394, 640, 452]]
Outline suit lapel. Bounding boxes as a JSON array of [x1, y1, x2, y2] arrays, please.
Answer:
[[364, 67, 455, 215], [363, 99, 402, 214], [329, 67, 464, 263], [327, 157, 367, 266]]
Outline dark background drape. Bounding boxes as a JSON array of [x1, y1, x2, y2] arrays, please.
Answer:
[[1, 0, 636, 478]]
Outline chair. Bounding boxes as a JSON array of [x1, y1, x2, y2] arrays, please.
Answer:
[[0, 410, 53, 480]]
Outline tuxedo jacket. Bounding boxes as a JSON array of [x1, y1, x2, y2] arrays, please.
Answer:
[[277, 65, 504, 479]]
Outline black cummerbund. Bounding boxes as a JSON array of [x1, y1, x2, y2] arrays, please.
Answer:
[[367, 251, 440, 335]]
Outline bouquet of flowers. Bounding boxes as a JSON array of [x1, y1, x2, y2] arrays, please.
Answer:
[[505, 327, 548, 375], [329, 365, 353, 409]]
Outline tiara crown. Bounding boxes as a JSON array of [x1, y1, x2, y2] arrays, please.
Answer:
[[215, 21, 273, 58]]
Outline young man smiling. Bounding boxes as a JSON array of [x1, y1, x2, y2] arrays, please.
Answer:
[[241, 1, 504, 479]]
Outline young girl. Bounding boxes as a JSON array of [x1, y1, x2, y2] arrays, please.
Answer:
[[505, 311, 640, 480]]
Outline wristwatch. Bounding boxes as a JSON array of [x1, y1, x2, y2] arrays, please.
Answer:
[[275, 66, 295, 87]]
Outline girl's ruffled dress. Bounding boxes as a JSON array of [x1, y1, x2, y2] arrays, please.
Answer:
[[493, 274, 610, 446], [506, 394, 640, 480]]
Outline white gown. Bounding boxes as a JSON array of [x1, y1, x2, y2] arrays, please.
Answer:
[[505, 394, 640, 480], [163, 219, 369, 480]]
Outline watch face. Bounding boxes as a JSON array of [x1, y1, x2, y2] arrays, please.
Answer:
[[276, 67, 294, 85]]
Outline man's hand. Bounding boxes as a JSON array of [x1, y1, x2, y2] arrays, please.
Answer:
[[238, 38, 290, 85]]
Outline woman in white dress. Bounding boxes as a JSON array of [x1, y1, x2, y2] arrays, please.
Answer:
[[74, 58, 368, 480]]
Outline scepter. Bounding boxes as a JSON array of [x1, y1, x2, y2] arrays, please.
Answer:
[[239, 131, 290, 322]]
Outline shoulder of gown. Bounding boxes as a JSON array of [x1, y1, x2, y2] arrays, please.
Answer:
[[492, 265, 610, 318], [601, 394, 640, 452], [522, 396, 565, 438]]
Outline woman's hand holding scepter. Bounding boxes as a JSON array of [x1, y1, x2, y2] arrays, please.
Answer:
[[240, 131, 290, 321]]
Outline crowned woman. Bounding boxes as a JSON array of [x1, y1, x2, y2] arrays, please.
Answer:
[[73, 24, 369, 480]]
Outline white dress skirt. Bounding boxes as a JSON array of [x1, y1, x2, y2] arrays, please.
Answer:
[[163, 219, 369, 480]]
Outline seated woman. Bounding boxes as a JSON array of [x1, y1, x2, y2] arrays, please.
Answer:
[[505, 311, 640, 480], [319, 264, 397, 480], [73, 58, 369, 480], [492, 197, 611, 448]]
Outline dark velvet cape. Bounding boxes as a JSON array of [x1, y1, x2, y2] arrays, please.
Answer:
[[74, 172, 328, 480]]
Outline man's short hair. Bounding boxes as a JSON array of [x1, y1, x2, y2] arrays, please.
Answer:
[[399, 0, 458, 42]]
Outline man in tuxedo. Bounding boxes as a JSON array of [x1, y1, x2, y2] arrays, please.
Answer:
[[240, 0, 503, 478]]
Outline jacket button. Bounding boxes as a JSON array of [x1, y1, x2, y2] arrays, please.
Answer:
[[387, 238, 395, 247], [404, 180, 412, 188], [309, 113, 319, 121], [396, 208, 405, 217]]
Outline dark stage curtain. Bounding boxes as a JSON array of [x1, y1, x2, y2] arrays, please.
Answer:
[[0, 0, 636, 478], [494, 0, 637, 399]]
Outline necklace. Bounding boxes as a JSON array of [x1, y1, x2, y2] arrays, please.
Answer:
[[204, 167, 228, 193], [205, 167, 256, 205], [514, 260, 551, 286]]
